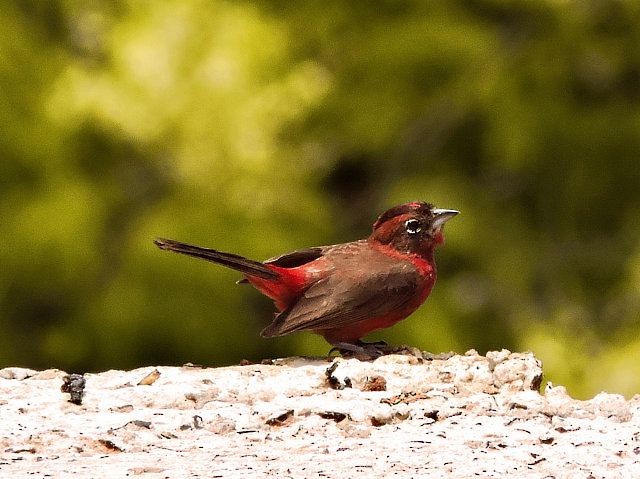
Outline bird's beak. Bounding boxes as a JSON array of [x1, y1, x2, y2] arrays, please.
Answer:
[[431, 208, 460, 231]]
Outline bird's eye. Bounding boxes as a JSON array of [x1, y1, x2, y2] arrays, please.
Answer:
[[405, 219, 422, 235]]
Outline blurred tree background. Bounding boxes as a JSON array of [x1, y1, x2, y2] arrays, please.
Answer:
[[2, 0, 640, 398]]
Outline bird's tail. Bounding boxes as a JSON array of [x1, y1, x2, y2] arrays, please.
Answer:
[[154, 238, 279, 280]]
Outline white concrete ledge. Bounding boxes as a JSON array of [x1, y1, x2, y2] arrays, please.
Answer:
[[1, 350, 638, 478]]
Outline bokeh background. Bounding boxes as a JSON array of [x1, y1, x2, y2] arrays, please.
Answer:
[[2, 1, 640, 398]]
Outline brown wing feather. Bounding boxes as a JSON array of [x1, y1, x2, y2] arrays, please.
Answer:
[[265, 247, 325, 268], [261, 262, 419, 337]]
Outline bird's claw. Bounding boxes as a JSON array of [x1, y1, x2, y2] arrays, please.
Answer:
[[328, 341, 389, 360], [328, 342, 440, 360]]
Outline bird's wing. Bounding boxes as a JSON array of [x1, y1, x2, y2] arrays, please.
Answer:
[[261, 261, 420, 337], [264, 247, 325, 268]]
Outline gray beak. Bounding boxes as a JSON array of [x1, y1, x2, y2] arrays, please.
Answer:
[[431, 208, 460, 231]]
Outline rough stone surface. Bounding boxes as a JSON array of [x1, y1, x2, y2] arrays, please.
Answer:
[[1, 350, 639, 478]]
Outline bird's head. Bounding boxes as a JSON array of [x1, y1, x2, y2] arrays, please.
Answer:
[[370, 201, 459, 257]]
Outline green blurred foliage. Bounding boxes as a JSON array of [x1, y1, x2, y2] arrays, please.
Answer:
[[2, 0, 640, 398]]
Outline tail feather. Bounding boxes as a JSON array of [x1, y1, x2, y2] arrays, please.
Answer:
[[154, 238, 279, 280]]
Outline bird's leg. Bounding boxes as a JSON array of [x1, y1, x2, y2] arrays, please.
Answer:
[[328, 340, 390, 359], [365, 340, 388, 347]]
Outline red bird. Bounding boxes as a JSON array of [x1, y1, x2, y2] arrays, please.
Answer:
[[154, 202, 458, 355]]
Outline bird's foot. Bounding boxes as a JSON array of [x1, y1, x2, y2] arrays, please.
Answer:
[[328, 342, 449, 360], [328, 340, 389, 360]]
